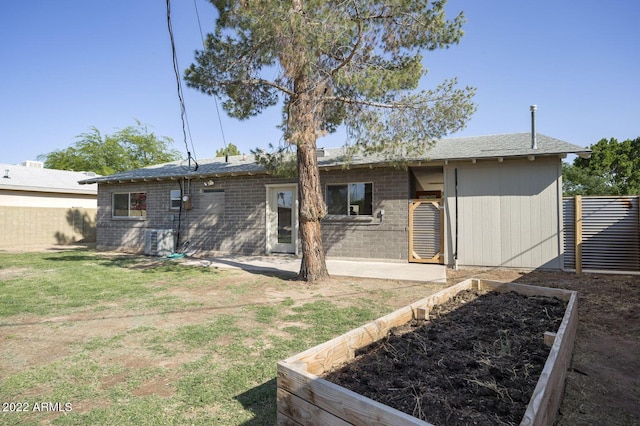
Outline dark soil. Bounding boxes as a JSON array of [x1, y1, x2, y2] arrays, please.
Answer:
[[324, 289, 568, 426]]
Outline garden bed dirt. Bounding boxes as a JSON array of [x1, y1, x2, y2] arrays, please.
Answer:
[[324, 289, 567, 425]]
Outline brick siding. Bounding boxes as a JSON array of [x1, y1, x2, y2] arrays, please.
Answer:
[[96, 167, 409, 260], [320, 168, 409, 260]]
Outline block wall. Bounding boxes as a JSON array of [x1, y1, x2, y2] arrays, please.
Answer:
[[96, 168, 410, 260], [320, 168, 410, 260], [96, 177, 295, 256], [0, 206, 96, 248]]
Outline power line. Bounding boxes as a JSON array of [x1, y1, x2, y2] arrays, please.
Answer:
[[166, 0, 198, 169], [192, 0, 229, 154]]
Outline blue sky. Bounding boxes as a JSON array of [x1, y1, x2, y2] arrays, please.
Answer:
[[1, 1, 638, 166]]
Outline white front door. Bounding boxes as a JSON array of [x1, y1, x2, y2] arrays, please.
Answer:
[[266, 185, 298, 254]]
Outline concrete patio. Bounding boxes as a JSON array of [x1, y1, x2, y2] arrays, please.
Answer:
[[184, 255, 447, 283]]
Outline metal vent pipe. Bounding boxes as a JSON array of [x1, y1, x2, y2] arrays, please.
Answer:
[[530, 105, 537, 150]]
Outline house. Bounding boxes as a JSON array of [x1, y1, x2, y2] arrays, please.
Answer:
[[0, 162, 98, 248], [79, 133, 590, 269]]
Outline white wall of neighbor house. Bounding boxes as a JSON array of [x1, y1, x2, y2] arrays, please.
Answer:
[[0, 189, 97, 209], [444, 157, 563, 270]]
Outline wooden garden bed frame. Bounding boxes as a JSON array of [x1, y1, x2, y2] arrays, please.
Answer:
[[277, 278, 578, 426]]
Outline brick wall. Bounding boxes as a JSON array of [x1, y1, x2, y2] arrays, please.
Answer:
[[96, 177, 295, 255], [0, 206, 96, 248], [320, 168, 409, 260], [96, 167, 409, 260]]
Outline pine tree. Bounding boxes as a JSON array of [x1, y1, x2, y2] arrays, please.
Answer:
[[185, 0, 476, 282]]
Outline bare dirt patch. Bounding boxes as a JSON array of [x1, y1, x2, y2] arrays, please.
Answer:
[[0, 267, 30, 280]]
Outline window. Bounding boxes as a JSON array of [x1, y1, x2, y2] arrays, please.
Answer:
[[112, 192, 147, 217], [170, 189, 181, 210], [326, 183, 373, 216]]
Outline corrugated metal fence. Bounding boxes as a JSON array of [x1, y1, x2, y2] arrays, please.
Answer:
[[563, 196, 640, 272]]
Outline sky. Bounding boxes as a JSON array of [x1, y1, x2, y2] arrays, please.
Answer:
[[1, 1, 639, 166]]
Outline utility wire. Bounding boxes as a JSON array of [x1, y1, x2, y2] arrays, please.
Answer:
[[166, 0, 198, 169], [193, 0, 229, 154]]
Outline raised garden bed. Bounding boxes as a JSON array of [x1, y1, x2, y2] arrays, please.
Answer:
[[277, 279, 578, 425]]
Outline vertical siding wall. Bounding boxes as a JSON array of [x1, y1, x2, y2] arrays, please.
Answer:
[[96, 177, 294, 256], [444, 158, 563, 269], [96, 168, 410, 260]]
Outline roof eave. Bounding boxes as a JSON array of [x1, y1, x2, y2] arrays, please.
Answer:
[[80, 169, 273, 185], [428, 150, 592, 163], [0, 185, 97, 195], [79, 147, 592, 184]]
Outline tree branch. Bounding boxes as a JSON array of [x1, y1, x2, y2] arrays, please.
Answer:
[[323, 94, 438, 110], [218, 78, 294, 96], [328, 7, 364, 78]]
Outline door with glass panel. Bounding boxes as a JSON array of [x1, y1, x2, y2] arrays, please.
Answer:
[[267, 185, 297, 254]]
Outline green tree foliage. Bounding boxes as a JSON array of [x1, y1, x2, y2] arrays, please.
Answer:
[[184, 0, 476, 281], [185, 0, 476, 159], [563, 137, 640, 196], [39, 121, 182, 176], [215, 143, 241, 157]]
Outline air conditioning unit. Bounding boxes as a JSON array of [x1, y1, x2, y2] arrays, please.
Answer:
[[144, 229, 175, 256]]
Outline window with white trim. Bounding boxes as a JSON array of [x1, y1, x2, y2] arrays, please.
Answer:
[[112, 192, 147, 217], [326, 183, 373, 216], [170, 189, 181, 210]]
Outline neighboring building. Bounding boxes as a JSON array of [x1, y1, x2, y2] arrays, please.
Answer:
[[79, 133, 590, 270], [0, 162, 98, 248]]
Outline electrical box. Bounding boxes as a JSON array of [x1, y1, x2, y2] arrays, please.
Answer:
[[182, 194, 193, 210]]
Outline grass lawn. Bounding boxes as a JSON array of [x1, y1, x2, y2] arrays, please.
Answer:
[[0, 248, 443, 425]]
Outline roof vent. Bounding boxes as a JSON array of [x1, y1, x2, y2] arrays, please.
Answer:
[[530, 105, 537, 150], [3, 169, 9, 179], [316, 148, 325, 157]]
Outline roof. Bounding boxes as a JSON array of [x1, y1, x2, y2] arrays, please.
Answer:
[[0, 163, 98, 195], [79, 133, 590, 185], [416, 132, 589, 161]]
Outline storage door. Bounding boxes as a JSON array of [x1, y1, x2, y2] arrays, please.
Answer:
[[409, 200, 444, 264]]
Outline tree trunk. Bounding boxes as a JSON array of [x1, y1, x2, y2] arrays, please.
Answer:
[[297, 139, 330, 282], [283, 2, 329, 282], [289, 77, 330, 282]]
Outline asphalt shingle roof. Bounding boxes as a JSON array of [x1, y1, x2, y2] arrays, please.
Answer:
[[78, 133, 589, 185], [0, 163, 98, 194]]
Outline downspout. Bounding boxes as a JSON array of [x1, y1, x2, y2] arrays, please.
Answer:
[[454, 168, 459, 270], [174, 179, 184, 252]]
